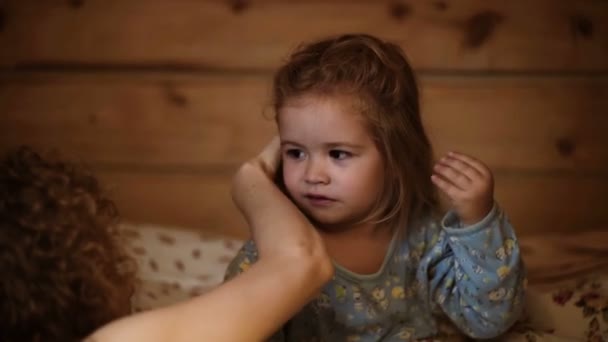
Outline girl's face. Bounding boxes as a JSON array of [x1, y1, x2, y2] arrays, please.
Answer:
[[278, 95, 385, 230]]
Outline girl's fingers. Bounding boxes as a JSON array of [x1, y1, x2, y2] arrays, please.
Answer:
[[440, 156, 482, 181], [433, 162, 471, 190], [447, 151, 489, 177], [431, 174, 464, 199]]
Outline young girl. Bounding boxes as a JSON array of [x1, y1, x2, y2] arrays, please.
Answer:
[[225, 34, 526, 340]]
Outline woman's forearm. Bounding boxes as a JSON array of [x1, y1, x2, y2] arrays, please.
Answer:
[[88, 250, 332, 342], [171, 251, 332, 341]]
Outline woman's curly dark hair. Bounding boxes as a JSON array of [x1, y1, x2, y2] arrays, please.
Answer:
[[0, 146, 137, 342]]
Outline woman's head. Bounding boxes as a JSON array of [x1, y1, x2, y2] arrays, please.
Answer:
[[0, 147, 136, 341], [273, 34, 438, 231]]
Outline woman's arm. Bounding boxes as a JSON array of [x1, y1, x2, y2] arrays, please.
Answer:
[[88, 138, 333, 342], [231, 137, 324, 261]]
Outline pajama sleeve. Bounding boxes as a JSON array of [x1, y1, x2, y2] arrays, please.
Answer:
[[425, 204, 526, 339]]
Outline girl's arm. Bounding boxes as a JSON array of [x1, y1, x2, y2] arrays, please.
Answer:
[[88, 138, 333, 342], [427, 204, 526, 339], [430, 151, 525, 338]]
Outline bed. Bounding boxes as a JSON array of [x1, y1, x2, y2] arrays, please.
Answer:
[[121, 222, 608, 341]]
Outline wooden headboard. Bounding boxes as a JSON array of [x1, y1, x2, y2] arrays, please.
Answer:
[[1, 1, 607, 239]]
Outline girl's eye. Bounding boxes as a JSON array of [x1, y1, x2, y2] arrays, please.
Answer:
[[329, 150, 352, 160], [285, 149, 305, 160]]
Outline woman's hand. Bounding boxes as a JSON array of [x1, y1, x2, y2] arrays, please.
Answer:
[[251, 136, 281, 179]]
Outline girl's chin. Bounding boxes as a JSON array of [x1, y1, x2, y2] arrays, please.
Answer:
[[307, 215, 359, 233]]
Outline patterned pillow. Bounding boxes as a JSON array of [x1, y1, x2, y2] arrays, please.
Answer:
[[506, 274, 608, 341], [118, 224, 608, 341], [119, 223, 244, 312]]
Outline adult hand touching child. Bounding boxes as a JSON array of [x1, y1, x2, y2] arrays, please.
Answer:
[[431, 151, 495, 226], [246, 136, 281, 179], [89, 137, 333, 342], [231, 136, 324, 259]]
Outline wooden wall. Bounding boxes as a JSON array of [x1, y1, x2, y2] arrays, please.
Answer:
[[1, 0, 607, 239]]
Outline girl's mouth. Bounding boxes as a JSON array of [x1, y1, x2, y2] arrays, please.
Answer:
[[304, 194, 336, 207]]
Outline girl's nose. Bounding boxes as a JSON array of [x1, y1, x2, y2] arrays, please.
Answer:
[[304, 159, 329, 185]]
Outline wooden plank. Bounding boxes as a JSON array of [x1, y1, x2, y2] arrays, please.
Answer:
[[0, 74, 277, 166], [97, 168, 250, 238], [421, 76, 608, 173], [97, 169, 608, 237], [520, 231, 608, 287], [1, 73, 607, 172], [1, 0, 607, 71], [496, 173, 608, 235]]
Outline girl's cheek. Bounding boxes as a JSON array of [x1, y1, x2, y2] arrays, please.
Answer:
[[284, 170, 297, 187], [281, 165, 294, 185]]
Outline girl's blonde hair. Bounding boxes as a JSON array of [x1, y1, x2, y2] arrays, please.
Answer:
[[273, 33, 438, 232]]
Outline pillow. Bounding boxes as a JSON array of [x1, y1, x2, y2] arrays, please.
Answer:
[[516, 273, 608, 341], [119, 223, 244, 311]]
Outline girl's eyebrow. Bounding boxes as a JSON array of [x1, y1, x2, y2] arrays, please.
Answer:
[[326, 142, 364, 150], [280, 140, 302, 147], [280, 140, 364, 150]]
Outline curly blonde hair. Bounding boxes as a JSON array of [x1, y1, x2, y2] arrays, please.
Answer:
[[0, 146, 137, 342]]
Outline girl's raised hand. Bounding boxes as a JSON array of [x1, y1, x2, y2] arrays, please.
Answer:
[[431, 151, 494, 226]]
